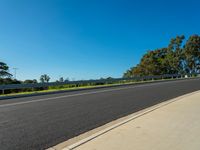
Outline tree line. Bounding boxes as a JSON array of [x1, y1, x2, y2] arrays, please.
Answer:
[[0, 62, 53, 84], [0, 62, 115, 94], [124, 35, 200, 78]]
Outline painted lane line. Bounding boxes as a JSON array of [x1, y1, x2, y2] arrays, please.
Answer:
[[0, 85, 145, 108]]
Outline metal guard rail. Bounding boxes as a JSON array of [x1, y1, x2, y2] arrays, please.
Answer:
[[0, 74, 183, 91]]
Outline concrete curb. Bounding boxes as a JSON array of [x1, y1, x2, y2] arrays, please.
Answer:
[[60, 90, 200, 150]]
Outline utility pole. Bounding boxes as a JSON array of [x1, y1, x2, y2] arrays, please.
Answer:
[[13, 68, 18, 80]]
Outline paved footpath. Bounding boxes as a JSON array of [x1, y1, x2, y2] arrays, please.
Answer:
[[68, 91, 200, 150]]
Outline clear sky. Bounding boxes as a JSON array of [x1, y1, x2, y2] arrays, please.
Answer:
[[0, 0, 200, 81]]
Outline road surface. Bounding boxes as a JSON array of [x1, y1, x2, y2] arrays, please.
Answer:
[[0, 78, 200, 150]]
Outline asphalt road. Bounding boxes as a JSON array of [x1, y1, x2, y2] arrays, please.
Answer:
[[0, 78, 200, 150]]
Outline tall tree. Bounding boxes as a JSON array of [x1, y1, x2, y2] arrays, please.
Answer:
[[0, 62, 12, 78], [123, 67, 136, 78], [166, 35, 185, 74], [59, 77, 64, 82], [123, 35, 200, 78], [184, 35, 200, 74], [130, 49, 169, 76], [40, 74, 50, 83]]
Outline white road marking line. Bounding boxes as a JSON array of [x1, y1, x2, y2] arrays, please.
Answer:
[[0, 79, 194, 108]]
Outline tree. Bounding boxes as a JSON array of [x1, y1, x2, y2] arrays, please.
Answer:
[[138, 50, 162, 75], [184, 35, 200, 74], [0, 62, 12, 78], [106, 77, 113, 80], [123, 67, 139, 78], [166, 35, 185, 74], [24, 79, 37, 84], [64, 78, 70, 82], [40, 74, 50, 83], [126, 49, 169, 76], [0, 78, 21, 84], [123, 35, 200, 78], [123, 69, 132, 78], [59, 77, 64, 82]]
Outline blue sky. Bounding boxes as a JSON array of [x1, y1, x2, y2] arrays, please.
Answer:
[[0, 0, 200, 81]]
